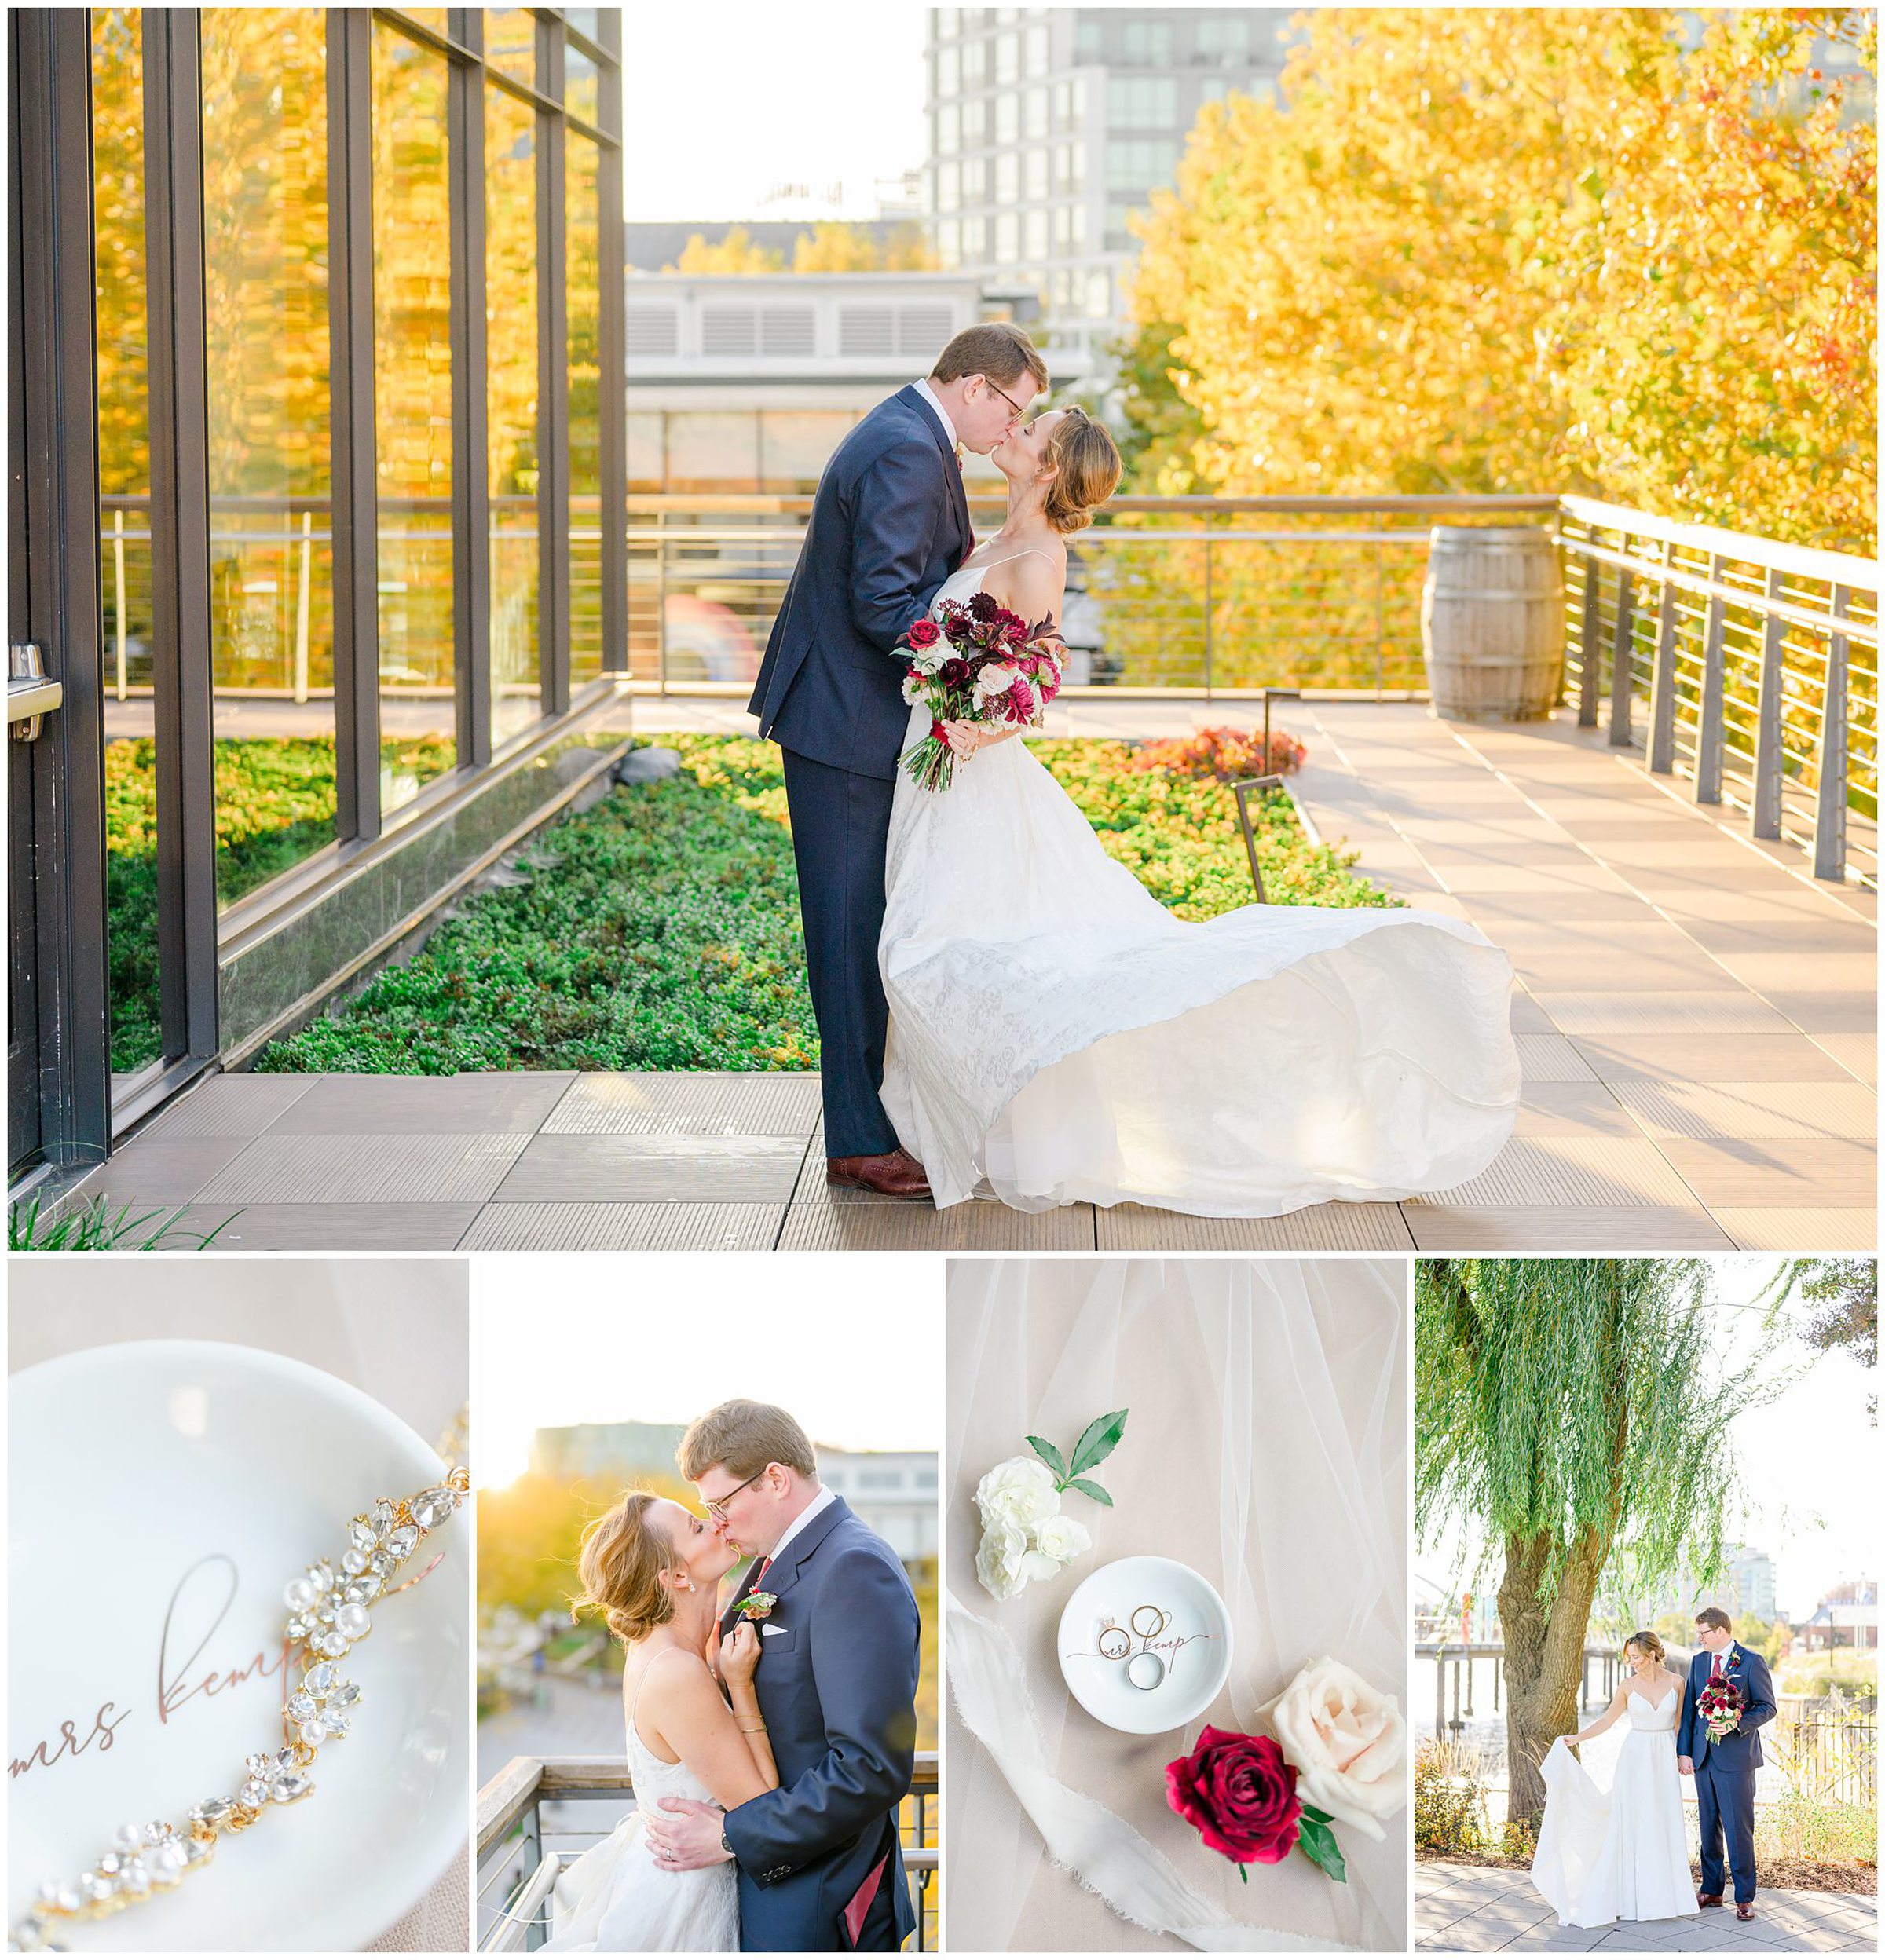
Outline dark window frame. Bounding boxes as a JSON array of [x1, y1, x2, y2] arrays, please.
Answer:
[[72, 3, 626, 1146]]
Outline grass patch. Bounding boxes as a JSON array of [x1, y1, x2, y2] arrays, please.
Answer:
[[257, 733, 1396, 1075]]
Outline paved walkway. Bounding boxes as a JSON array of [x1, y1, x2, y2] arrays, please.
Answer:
[[73, 700, 1873, 1252], [1418, 1859, 1877, 1952]]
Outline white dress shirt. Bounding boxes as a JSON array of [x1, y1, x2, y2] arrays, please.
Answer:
[[759, 1482, 837, 1573], [913, 376, 957, 449]]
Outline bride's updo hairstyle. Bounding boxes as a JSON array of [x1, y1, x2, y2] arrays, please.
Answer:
[[1040, 407, 1123, 536], [573, 1490, 676, 1647], [1623, 1629, 1666, 1664]]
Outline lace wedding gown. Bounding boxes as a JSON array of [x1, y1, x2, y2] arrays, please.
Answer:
[[1532, 1686, 1697, 1929], [878, 560, 1522, 1214], [540, 1668, 740, 1953]]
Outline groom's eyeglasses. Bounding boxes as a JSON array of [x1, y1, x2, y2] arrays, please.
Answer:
[[985, 376, 1030, 423], [704, 1467, 768, 1523]]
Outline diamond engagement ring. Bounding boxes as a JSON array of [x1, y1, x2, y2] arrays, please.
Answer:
[[9, 1462, 470, 1952]]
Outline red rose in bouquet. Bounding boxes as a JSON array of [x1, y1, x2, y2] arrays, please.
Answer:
[[895, 594, 1062, 792], [1696, 1673, 1744, 1742]]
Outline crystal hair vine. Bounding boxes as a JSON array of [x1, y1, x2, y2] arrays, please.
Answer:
[[9, 1461, 470, 1953]]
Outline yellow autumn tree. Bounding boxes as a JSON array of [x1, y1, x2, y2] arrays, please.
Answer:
[[1131, 7, 1876, 551], [792, 221, 938, 272], [671, 225, 785, 273]]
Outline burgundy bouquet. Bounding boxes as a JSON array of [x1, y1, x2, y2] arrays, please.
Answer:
[[895, 591, 1061, 792], [1165, 1725, 1344, 1885], [1696, 1673, 1744, 1742]]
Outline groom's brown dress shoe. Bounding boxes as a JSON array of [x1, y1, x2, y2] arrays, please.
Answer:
[[826, 1149, 932, 1198], [1736, 1903, 1755, 1922], [1696, 1892, 1723, 1908]]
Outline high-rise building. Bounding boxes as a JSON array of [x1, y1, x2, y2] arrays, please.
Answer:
[[1727, 1545, 1779, 1624], [921, 8, 1301, 382]]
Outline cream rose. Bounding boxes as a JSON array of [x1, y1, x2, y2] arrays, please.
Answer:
[[974, 1454, 1060, 1530], [1028, 1512, 1091, 1567], [1260, 1656, 1407, 1841]]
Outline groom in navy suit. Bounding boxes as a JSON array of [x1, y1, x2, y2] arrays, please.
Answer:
[[646, 1401, 924, 1951], [1676, 1606, 1776, 1922], [747, 323, 1046, 1197]]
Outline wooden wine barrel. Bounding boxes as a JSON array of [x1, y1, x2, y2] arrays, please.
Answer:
[[1421, 526, 1564, 722]]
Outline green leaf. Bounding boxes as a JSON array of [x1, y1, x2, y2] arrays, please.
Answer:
[[1025, 1435, 1067, 1480], [1237, 1863, 1249, 1885], [1067, 1477, 1114, 1506], [1296, 1814, 1347, 1885], [1069, 1407, 1130, 1477]]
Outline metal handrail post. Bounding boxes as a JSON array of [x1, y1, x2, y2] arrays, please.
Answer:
[[1814, 585, 1851, 879], [1647, 537, 1679, 773], [1202, 535, 1213, 696], [1576, 545, 1602, 727], [1608, 560, 1635, 748], [1695, 552, 1727, 803], [1751, 562, 1787, 839]]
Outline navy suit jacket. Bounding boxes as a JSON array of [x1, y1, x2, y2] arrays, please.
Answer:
[[1677, 1642, 1776, 1772], [719, 1497, 921, 1951], [747, 386, 972, 781]]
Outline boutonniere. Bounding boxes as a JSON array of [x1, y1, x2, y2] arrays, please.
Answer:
[[741, 1592, 778, 1622]]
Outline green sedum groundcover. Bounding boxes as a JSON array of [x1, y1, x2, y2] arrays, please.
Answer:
[[257, 734, 1395, 1075]]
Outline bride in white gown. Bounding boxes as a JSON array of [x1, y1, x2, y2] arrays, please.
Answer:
[[1532, 1631, 1698, 1929], [540, 1493, 774, 1953], [878, 407, 1521, 1216]]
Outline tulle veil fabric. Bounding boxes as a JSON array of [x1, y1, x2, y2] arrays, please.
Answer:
[[944, 1260, 1407, 1952]]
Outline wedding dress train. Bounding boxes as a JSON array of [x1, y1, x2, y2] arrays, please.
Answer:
[[878, 561, 1522, 1214], [539, 1679, 739, 1952], [1532, 1688, 1697, 1928]]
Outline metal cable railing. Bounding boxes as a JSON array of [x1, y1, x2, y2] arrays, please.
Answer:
[[1557, 495, 1878, 887], [474, 1753, 939, 1954]]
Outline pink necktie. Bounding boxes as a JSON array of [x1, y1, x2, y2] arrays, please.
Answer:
[[1711, 1651, 1723, 1677]]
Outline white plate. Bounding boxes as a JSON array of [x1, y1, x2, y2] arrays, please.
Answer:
[[1056, 1555, 1235, 1735], [7, 1340, 469, 1951]]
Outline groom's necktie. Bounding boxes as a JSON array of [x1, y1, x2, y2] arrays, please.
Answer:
[[749, 1556, 772, 1596], [1711, 1651, 1723, 1678]]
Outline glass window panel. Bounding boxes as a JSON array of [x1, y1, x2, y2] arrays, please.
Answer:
[[92, 6, 163, 1077], [486, 81, 540, 744], [759, 411, 851, 494], [994, 31, 1017, 82], [627, 410, 664, 492], [372, 22, 456, 810], [200, 9, 337, 916], [1024, 146, 1048, 199], [936, 102, 959, 154], [565, 41, 600, 126], [937, 45, 959, 96], [666, 411, 759, 492], [994, 151, 1018, 203], [567, 130, 604, 686], [995, 90, 1017, 144], [994, 209, 1018, 262], [1024, 24, 1049, 76], [565, 7, 602, 42], [485, 9, 534, 90], [1023, 85, 1048, 138]]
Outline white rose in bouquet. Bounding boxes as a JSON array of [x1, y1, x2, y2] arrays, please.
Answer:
[[975, 1518, 1061, 1602], [1028, 1512, 1091, 1567], [1259, 1656, 1407, 1841], [974, 1455, 1060, 1530], [972, 662, 1018, 700]]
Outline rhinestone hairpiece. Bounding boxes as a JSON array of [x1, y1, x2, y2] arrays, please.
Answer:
[[9, 1464, 470, 1952]]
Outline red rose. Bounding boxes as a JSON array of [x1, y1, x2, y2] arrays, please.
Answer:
[[1166, 1727, 1301, 1866], [906, 618, 942, 649]]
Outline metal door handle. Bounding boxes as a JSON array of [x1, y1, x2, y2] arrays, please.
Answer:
[[9, 643, 61, 741]]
